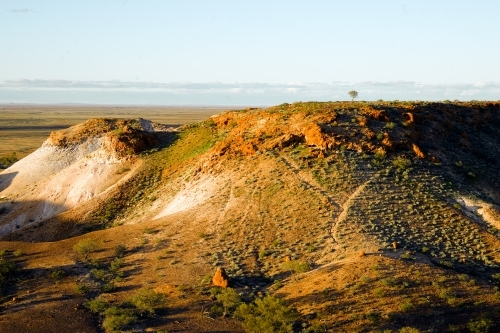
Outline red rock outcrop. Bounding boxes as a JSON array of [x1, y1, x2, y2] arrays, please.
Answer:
[[212, 267, 230, 288]]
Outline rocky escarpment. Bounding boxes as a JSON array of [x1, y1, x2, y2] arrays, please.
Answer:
[[202, 102, 500, 199]]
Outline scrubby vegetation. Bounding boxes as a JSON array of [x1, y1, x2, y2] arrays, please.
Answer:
[[73, 238, 100, 261], [235, 295, 299, 333], [86, 288, 167, 332]]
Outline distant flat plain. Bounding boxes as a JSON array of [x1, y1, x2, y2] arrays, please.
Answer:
[[0, 105, 232, 159]]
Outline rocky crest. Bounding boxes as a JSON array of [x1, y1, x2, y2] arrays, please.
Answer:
[[47, 118, 170, 157]]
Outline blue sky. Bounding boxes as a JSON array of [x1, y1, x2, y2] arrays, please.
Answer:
[[1, 0, 499, 105]]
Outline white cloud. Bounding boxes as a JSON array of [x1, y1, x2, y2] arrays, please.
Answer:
[[1, 79, 499, 104], [7, 8, 38, 13]]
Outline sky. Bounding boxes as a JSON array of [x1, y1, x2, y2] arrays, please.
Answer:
[[1, 0, 499, 105]]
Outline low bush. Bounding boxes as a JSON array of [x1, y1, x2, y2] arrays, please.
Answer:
[[399, 328, 420, 333], [102, 306, 137, 332], [73, 239, 100, 261], [380, 278, 397, 287], [128, 288, 167, 316], [50, 269, 66, 280], [281, 260, 311, 273], [399, 299, 414, 312], [87, 297, 109, 313], [467, 318, 492, 333], [215, 287, 242, 316], [235, 295, 298, 333], [372, 287, 385, 297], [75, 283, 90, 295], [114, 244, 127, 258], [393, 156, 411, 170]]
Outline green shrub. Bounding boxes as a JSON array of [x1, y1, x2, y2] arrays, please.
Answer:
[[210, 304, 224, 317], [380, 278, 397, 287], [142, 227, 156, 234], [385, 122, 396, 130], [281, 260, 311, 273], [200, 274, 212, 285], [399, 328, 420, 333], [90, 268, 107, 281], [372, 287, 385, 297], [209, 287, 221, 297], [439, 260, 453, 268], [128, 288, 167, 316], [86, 297, 109, 313], [366, 312, 381, 324], [75, 283, 90, 295], [400, 253, 412, 260], [467, 318, 492, 333], [102, 306, 137, 332], [101, 282, 117, 293], [110, 257, 125, 271], [436, 287, 455, 299], [374, 151, 386, 161], [216, 287, 242, 316], [399, 299, 414, 312], [50, 269, 66, 280], [393, 157, 411, 170], [13, 250, 23, 257], [73, 238, 100, 261], [235, 295, 299, 333], [114, 244, 127, 258], [205, 118, 216, 128]]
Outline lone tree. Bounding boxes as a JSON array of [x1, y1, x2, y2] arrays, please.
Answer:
[[348, 90, 358, 102], [73, 238, 100, 261]]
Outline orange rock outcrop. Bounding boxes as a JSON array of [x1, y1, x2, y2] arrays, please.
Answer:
[[212, 267, 230, 288]]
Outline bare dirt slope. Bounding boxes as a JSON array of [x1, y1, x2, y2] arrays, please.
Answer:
[[1, 101, 500, 332]]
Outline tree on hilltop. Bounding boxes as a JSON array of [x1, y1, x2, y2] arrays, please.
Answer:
[[348, 90, 358, 102]]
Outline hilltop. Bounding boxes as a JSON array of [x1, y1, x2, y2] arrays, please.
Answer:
[[0, 101, 500, 333]]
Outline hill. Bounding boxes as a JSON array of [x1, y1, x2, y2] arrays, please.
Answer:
[[0, 101, 500, 333]]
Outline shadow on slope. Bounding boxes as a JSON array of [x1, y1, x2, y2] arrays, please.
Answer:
[[0, 199, 67, 240], [0, 171, 18, 192]]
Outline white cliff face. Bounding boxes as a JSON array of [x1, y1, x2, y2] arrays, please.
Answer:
[[0, 136, 129, 237], [0, 137, 112, 193]]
